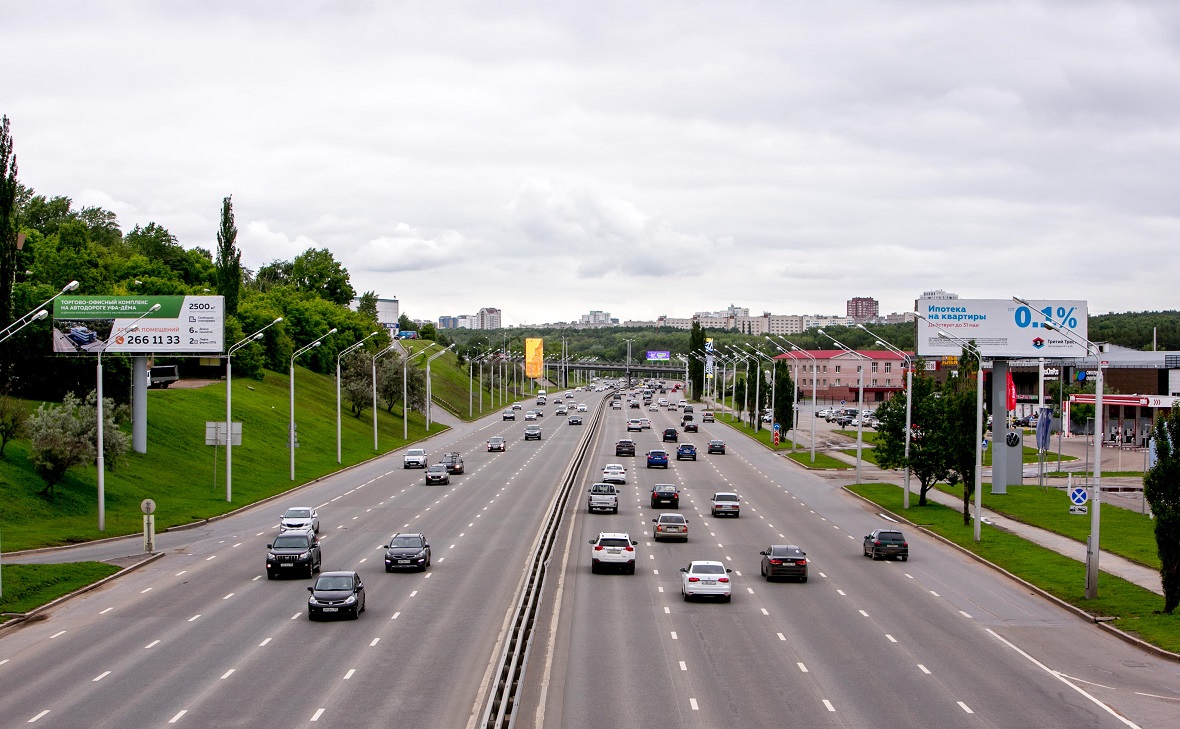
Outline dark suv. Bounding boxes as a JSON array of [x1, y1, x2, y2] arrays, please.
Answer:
[[384, 532, 431, 571], [441, 452, 465, 474], [662, 427, 678, 442], [676, 444, 697, 460], [615, 439, 636, 457], [864, 529, 909, 561], [266, 529, 321, 579]]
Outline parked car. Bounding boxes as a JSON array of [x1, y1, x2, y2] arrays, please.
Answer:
[[487, 436, 506, 452], [646, 449, 670, 468], [589, 532, 638, 574], [587, 483, 620, 513], [307, 571, 365, 620], [652, 512, 689, 542], [383, 532, 430, 571], [676, 443, 697, 461], [650, 484, 680, 509], [267, 529, 321, 579], [524, 425, 542, 440], [710, 492, 741, 517], [662, 427, 679, 442], [760, 544, 808, 582], [706, 439, 726, 455], [403, 448, 428, 468], [441, 452, 464, 474], [615, 439, 636, 457], [279, 507, 320, 534], [424, 464, 450, 485], [864, 529, 909, 561], [680, 561, 732, 602]]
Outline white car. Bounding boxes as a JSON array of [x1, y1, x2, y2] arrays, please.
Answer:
[[648, 403, 659, 411], [577, 403, 588, 412], [710, 492, 741, 517], [680, 560, 733, 602], [403, 449, 428, 468], [279, 507, 320, 533], [638, 417, 652, 429], [524, 411, 538, 421], [590, 532, 638, 574], [626, 419, 643, 432], [602, 464, 627, 484]]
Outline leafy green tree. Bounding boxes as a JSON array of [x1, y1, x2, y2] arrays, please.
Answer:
[[215, 195, 242, 317], [342, 350, 374, 417], [941, 353, 983, 525], [80, 390, 130, 471], [771, 357, 794, 433], [397, 313, 414, 333], [292, 247, 354, 306], [419, 322, 437, 341], [873, 366, 949, 505], [688, 322, 705, 400], [0, 391, 25, 457], [1145, 403, 1180, 613], [27, 392, 95, 498], [0, 115, 18, 334], [252, 258, 292, 291], [356, 291, 379, 321]]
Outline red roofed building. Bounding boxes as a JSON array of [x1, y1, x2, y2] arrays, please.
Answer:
[[774, 349, 910, 404]]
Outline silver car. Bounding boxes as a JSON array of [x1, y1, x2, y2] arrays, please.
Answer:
[[680, 560, 733, 602], [652, 512, 688, 542], [279, 507, 320, 533]]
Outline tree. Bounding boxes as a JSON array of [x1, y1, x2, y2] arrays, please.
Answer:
[[80, 390, 130, 471], [1145, 403, 1180, 613], [341, 350, 374, 417], [253, 258, 292, 291], [215, 195, 242, 317], [941, 354, 983, 525], [397, 313, 414, 333], [0, 115, 18, 336], [357, 291, 379, 321], [377, 354, 426, 414], [771, 358, 794, 434], [873, 366, 950, 505], [419, 322, 437, 341], [292, 247, 354, 306], [26, 392, 95, 498], [0, 391, 25, 457], [688, 322, 705, 401]]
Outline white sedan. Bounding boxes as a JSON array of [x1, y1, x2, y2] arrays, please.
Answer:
[[577, 403, 588, 412], [602, 464, 627, 484], [680, 560, 733, 602]]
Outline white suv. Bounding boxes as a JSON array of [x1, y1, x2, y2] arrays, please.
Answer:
[[403, 449, 428, 468], [589, 532, 638, 574]]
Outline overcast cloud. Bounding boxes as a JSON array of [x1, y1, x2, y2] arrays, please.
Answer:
[[5, 0, 1179, 324]]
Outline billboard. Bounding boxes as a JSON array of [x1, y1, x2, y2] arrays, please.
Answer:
[[704, 337, 714, 378], [916, 298, 1089, 359], [646, 350, 670, 361], [525, 338, 544, 378], [53, 295, 225, 354]]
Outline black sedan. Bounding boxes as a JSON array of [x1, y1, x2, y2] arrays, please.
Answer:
[[760, 545, 808, 582], [568, 414, 584, 425], [707, 439, 726, 454], [307, 571, 366, 620], [615, 439, 636, 456], [683, 422, 699, 433], [650, 484, 680, 509]]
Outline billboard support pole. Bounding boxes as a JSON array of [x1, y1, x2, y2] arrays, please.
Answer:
[[132, 356, 148, 453]]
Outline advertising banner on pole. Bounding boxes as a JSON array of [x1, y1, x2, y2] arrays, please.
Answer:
[[646, 350, 670, 361], [704, 338, 714, 378], [525, 338, 544, 378], [52, 295, 225, 354], [916, 298, 1088, 358]]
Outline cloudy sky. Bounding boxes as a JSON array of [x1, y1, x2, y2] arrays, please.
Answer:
[[6, 1, 1179, 325]]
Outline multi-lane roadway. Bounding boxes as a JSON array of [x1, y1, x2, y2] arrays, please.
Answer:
[[2, 389, 1178, 729]]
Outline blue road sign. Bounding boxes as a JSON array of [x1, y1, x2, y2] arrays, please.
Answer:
[[773, 423, 781, 431], [1070, 487, 1088, 505], [840, 399, 846, 406]]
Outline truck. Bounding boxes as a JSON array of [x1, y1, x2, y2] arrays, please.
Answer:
[[148, 365, 179, 389], [587, 483, 619, 514]]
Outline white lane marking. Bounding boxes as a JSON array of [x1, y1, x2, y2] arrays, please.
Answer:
[[859, 610, 869, 617], [918, 664, 931, 674], [986, 628, 1142, 728], [311, 708, 325, 722], [886, 634, 897, 643], [223, 593, 234, 600], [760, 608, 769, 616], [957, 701, 974, 714], [188, 614, 201, 622], [256, 531, 265, 536], [359, 558, 367, 564], [689, 698, 699, 711], [291, 613, 300, 620], [671, 631, 678, 640], [905, 573, 914, 579], [818, 572, 826, 578], [777, 633, 786, 641], [93, 671, 111, 682], [49, 631, 66, 639], [930, 591, 940, 597], [175, 571, 187, 576], [370, 638, 380, 647], [822, 699, 835, 712], [344, 669, 356, 680], [392, 612, 401, 620], [653, 570, 658, 575], [960, 610, 974, 619], [410, 591, 417, 597], [259, 638, 271, 647], [253, 575, 261, 581], [28, 710, 50, 723], [798, 662, 809, 672], [205, 555, 216, 561], [168, 710, 187, 723], [145, 640, 160, 649], [232, 542, 242, 548], [649, 554, 654, 560], [221, 669, 235, 679], [0, 659, 8, 665], [1057, 673, 1118, 690], [658, 586, 664, 592], [836, 590, 845, 596], [100, 607, 113, 614], [425, 572, 433, 577], [140, 588, 152, 594], [746, 587, 754, 594], [664, 607, 670, 614], [1134, 691, 1180, 702], [848, 535, 855, 540]]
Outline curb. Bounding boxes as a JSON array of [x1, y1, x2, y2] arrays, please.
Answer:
[[841, 486, 1180, 663], [0, 552, 166, 634]]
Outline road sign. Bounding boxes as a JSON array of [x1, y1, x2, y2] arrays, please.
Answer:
[[1069, 487, 1088, 505], [1069, 505, 1089, 515], [840, 399, 846, 406], [773, 423, 781, 431], [773, 430, 780, 445]]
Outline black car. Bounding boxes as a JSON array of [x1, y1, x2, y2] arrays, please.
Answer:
[[524, 425, 542, 440], [568, 414, 584, 425], [384, 532, 431, 572], [307, 571, 365, 620], [760, 544, 808, 582], [864, 529, 909, 561], [266, 529, 321, 579], [650, 484, 680, 509], [683, 422, 699, 433], [707, 439, 726, 454], [616, 439, 636, 457], [441, 452, 465, 474], [487, 436, 506, 452], [676, 444, 697, 460], [425, 464, 450, 485], [662, 427, 679, 442]]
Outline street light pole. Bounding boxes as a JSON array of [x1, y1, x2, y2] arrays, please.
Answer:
[[818, 329, 867, 484], [290, 328, 337, 481], [373, 342, 399, 450], [226, 316, 282, 502], [425, 344, 455, 430], [0, 279, 78, 340], [861, 324, 914, 510], [746, 345, 775, 438], [95, 303, 161, 531], [337, 331, 379, 463]]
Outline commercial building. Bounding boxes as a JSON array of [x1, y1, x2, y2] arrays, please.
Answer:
[[349, 296, 400, 332], [846, 297, 879, 322], [775, 349, 909, 404]]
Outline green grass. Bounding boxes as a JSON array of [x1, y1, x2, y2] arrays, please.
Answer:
[[0, 367, 446, 552], [715, 416, 794, 451], [0, 562, 122, 614], [787, 450, 852, 469], [840, 447, 881, 465], [835, 429, 880, 445], [1045, 471, 1147, 478], [423, 350, 513, 421], [848, 483, 1179, 654], [930, 483, 1161, 570]]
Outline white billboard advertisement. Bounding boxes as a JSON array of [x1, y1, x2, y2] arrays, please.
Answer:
[[53, 295, 226, 354], [916, 298, 1089, 358], [646, 350, 670, 360]]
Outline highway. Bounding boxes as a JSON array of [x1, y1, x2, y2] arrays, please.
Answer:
[[3, 389, 1180, 729]]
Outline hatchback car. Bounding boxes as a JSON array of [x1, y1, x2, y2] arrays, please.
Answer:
[[706, 439, 726, 455], [646, 449, 669, 468], [760, 544, 808, 582], [267, 529, 321, 579], [384, 533, 431, 571], [589, 532, 639, 574], [676, 444, 697, 461], [662, 427, 679, 442], [425, 464, 450, 485], [279, 507, 320, 534], [710, 492, 741, 517], [650, 484, 680, 509], [602, 464, 627, 484], [524, 425, 542, 440], [864, 529, 909, 560], [615, 439, 636, 457], [652, 513, 689, 542], [487, 436, 506, 452], [680, 561, 732, 602], [307, 571, 365, 620], [702, 411, 715, 423]]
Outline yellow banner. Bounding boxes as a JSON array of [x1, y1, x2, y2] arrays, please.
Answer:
[[525, 338, 544, 378]]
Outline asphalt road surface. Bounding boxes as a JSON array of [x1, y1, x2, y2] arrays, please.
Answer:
[[3, 389, 1180, 729]]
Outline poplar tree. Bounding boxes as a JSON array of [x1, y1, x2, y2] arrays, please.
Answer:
[[215, 195, 242, 316]]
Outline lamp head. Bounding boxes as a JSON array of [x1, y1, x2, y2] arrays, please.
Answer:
[[148, 303, 161, 313], [1012, 296, 1032, 307], [126, 324, 139, 334], [311, 341, 322, 349], [252, 332, 264, 341], [817, 329, 825, 335], [327, 328, 338, 335], [33, 309, 48, 321], [273, 317, 284, 324], [64, 280, 80, 291]]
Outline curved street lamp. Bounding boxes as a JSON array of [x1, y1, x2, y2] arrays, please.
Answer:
[[290, 328, 337, 480], [226, 316, 283, 501], [425, 344, 456, 431], [0, 279, 78, 340]]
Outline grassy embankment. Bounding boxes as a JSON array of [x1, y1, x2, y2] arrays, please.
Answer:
[[848, 483, 1178, 654], [0, 563, 122, 617], [424, 350, 519, 421], [713, 416, 853, 469]]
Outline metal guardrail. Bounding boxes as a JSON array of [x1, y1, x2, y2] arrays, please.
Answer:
[[477, 394, 606, 728]]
